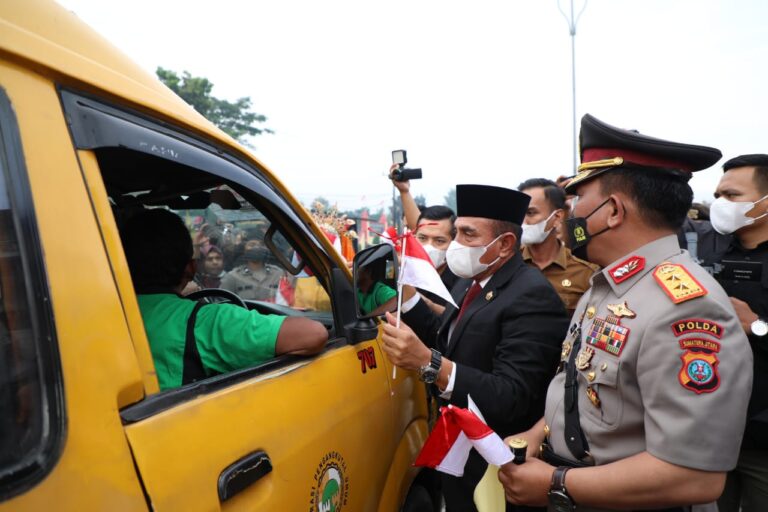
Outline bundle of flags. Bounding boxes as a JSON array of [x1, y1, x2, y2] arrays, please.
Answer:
[[414, 397, 513, 512], [414, 397, 512, 476]]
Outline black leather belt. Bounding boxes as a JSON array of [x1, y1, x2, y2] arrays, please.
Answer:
[[540, 441, 593, 468]]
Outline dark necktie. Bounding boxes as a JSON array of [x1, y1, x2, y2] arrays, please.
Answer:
[[456, 282, 482, 324]]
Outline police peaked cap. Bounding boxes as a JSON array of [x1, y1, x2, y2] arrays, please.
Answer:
[[565, 114, 722, 193], [456, 184, 530, 225]]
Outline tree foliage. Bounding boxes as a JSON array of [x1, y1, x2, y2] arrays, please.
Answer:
[[156, 67, 272, 144], [444, 188, 457, 213]]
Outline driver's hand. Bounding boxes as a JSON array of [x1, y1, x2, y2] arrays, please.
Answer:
[[181, 281, 202, 296]]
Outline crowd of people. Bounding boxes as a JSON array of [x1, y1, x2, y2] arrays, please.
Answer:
[[382, 114, 768, 512], [121, 111, 768, 512]]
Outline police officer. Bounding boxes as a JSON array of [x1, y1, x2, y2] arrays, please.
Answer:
[[220, 245, 283, 301], [709, 154, 768, 512], [498, 114, 753, 512]]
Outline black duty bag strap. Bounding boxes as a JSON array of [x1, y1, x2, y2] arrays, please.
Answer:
[[563, 324, 592, 461], [182, 302, 208, 385]]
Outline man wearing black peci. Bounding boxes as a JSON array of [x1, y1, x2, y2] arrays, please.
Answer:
[[382, 184, 569, 511]]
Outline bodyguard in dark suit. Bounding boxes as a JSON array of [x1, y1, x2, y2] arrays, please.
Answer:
[[382, 184, 569, 512]]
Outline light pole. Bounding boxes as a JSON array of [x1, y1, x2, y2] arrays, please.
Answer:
[[558, 0, 588, 173]]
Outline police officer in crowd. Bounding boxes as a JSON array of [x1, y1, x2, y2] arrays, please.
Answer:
[[498, 114, 753, 512], [220, 244, 283, 301], [518, 178, 599, 316], [382, 184, 569, 511], [708, 154, 768, 512]]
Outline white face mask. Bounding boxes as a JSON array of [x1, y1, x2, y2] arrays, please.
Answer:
[[710, 195, 768, 235], [521, 210, 558, 246], [423, 244, 447, 268], [446, 235, 503, 279]]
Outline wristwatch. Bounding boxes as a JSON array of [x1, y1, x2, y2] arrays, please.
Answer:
[[751, 318, 768, 337], [418, 349, 442, 384], [548, 466, 575, 512]]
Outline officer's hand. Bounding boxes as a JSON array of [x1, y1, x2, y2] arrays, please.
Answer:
[[730, 297, 758, 334], [389, 164, 410, 193], [504, 432, 544, 461], [497, 457, 554, 507], [381, 311, 431, 371]]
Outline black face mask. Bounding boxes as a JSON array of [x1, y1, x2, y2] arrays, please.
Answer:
[[566, 198, 612, 262]]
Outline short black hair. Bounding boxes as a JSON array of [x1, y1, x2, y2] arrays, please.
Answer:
[[722, 154, 768, 195], [417, 205, 457, 238], [518, 178, 566, 211], [491, 220, 522, 250], [598, 167, 692, 231], [121, 209, 193, 293]]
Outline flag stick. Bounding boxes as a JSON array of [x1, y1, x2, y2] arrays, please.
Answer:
[[393, 229, 408, 380]]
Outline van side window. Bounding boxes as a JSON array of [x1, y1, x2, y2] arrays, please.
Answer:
[[0, 89, 62, 497]]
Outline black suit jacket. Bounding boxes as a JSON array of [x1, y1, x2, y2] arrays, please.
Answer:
[[404, 252, 569, 511]]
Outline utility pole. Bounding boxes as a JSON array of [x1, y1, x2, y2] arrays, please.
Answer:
[[558, 0, 588, 173]]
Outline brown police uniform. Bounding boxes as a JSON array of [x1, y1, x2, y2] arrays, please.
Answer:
[[220, 264, 283, 301], [522, 242, 598, 314]]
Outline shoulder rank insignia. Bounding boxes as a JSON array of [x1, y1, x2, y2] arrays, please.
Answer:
[[606, 301, 636, 318], [671, 318, 724, 339], [585, 314, 630, 356], [653, 263, 707, 304], [678, 338, 721, 394], [608, 255, 645, 284]]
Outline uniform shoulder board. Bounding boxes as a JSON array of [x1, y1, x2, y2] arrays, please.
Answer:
[[652, 262, 707, 304]]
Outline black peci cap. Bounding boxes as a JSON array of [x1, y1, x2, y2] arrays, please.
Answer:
[[456, 184, 530, 225], [565, 114, 722, 193]]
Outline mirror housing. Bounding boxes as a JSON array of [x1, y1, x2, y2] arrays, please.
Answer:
[[352, 244, 399, 319]]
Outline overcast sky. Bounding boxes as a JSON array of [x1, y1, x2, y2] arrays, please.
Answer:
[[56, 0, 768, 212]]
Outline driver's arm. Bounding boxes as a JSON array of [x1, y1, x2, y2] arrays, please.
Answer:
[[274, 317, 328, 356]]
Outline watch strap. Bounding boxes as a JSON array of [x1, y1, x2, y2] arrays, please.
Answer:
[[430, 348, 442, 370], [550, 466, 570, 493]]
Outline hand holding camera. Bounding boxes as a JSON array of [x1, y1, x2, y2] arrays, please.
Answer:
[[389, 150, 423, 182]]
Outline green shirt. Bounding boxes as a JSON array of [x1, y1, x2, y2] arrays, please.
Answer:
[[357, 281, 397, 315], [137, 294, 285, 391]]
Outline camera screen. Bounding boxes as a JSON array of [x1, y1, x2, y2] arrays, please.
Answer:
[[392, 150, 406, 165]]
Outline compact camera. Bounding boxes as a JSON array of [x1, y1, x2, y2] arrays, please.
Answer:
[[390, 149, 422, 182]]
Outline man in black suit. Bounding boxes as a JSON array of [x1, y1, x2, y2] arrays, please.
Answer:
[[382, 184, 569, 512]]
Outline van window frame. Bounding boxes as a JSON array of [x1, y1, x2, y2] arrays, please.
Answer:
[[0, 87, 65, 500], [58, 89, 355, 420]]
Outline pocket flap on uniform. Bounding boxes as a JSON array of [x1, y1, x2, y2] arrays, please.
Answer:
[[580, 357, 618, 387]]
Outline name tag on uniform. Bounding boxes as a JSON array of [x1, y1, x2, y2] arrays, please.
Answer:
[[719, 260, 763, 282]]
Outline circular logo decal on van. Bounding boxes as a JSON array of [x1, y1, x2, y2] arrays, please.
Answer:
[[310, 451, 348, 512]]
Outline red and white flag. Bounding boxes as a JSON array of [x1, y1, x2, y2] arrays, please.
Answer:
[[399, 232, 457, 308], [414, 397, 512, 476]]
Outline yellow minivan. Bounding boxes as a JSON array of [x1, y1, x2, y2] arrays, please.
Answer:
[[0, 1, 435, 510]]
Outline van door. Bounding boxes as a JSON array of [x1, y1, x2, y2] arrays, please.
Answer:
[[61, 90, 400, 511]]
